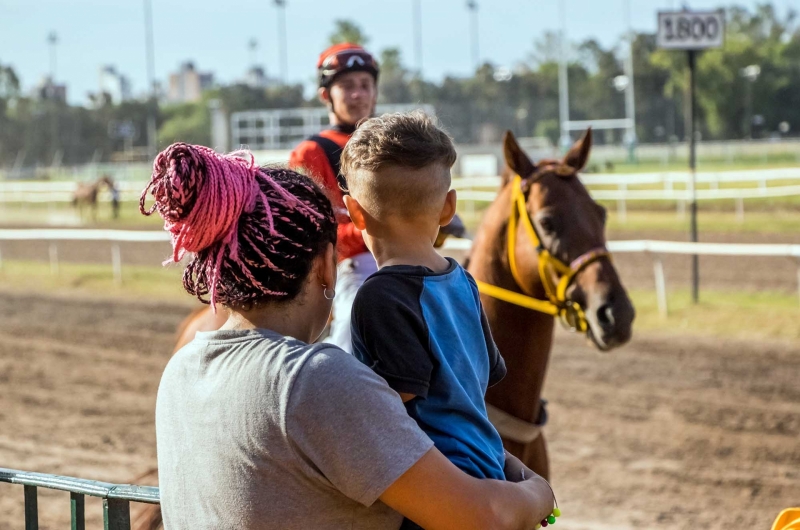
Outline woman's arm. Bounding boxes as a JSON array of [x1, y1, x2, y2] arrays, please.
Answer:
[[380, 447, 554, 530], [287, 350, 553, 528]]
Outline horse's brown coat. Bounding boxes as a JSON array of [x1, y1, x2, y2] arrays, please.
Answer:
[[469, 130, 634, 478], [71, 175, 116, 221]]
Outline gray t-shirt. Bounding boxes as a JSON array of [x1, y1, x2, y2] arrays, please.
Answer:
[[156, 329, 434, 530]]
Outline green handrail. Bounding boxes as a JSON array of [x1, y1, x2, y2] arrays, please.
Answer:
[[0, 467, 160, 530]]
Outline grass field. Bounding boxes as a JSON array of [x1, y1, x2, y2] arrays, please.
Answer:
[[0, 201, 164, 228], [461, 206, 800, 235], [2, 259, 798, 342], [605, 209, 800, 234], [596, 154, 800, 174], [631, 288, 800, 341], [0, 260, 186, 300]]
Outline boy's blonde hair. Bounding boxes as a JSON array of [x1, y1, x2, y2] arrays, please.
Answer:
[[341, 111, 457, 219]]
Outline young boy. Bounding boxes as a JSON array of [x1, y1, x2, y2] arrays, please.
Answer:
[[342, 112, 509, 525]]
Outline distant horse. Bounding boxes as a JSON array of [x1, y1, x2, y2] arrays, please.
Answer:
[[72, 175, 117, 222], [468, 129, 635, 479]]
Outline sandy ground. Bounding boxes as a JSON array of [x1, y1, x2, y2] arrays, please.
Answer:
[[0, 290, 798, 529]]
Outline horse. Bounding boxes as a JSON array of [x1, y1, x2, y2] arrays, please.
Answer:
[[72, 174, 117, 222], [173, 306, 228, 353], [468, 128, 635, 479]]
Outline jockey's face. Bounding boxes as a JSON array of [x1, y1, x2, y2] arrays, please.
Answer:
[[321, 71, 377, 126]]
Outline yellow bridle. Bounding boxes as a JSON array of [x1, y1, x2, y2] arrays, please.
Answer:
[[475, 175, 611, 333]]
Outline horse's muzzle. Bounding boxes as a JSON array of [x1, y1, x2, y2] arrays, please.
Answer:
[[587, 291, 635, 351]]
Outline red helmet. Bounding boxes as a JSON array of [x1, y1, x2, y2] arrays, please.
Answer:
[[317, 43, 379, 89]]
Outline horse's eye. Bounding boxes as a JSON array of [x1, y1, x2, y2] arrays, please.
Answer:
[[538, 216, 556, 234]]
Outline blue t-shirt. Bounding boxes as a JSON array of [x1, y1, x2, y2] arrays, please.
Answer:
[[351, 258, 507, 480]]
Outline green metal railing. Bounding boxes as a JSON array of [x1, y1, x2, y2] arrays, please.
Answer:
[[0, 467, 160, 530]]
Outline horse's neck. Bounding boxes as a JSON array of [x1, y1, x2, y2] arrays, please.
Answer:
[[467, 187, 555, 422]]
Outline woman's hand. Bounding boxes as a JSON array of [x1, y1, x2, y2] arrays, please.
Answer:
[[380, 448, 555, 530], [503, 450, 531, 483], [515, 472, 557, 524]]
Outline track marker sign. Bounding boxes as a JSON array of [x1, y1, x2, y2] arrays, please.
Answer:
[[657, 11, 725, 50], [657, 10, 725, 304]]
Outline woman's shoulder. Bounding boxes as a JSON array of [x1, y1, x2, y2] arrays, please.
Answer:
[[168, 330, 347, 383], [287, 343, 403, 412], [293, 343, 378, 387]]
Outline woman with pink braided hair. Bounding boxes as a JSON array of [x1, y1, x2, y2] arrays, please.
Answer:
[[143, 143, 554, 530]]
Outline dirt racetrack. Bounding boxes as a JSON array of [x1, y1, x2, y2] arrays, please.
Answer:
[[1, 290, 798, 529]]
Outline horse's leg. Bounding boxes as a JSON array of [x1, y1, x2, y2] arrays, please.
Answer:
[[132, 505, 162, 530], [130, 468, 162, 530]]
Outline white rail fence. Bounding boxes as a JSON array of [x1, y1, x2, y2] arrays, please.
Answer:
[[442, 237, 800, 316], [1, 230, 798, 315], [0, 229, 169, 285], [4, 167, 800, 202], [0, 181, 147, 203], [4, 168, 800, 224], [451, 169, 800, 222], [452, 167, 800, 189]]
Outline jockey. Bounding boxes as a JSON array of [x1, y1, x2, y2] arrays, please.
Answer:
[[288, 43, 381, 353]]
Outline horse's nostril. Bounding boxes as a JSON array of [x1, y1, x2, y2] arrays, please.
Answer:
[[597, 304, 615, 329]]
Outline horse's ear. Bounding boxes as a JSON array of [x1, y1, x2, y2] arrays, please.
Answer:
[[503, 130, 536, 183], [564, 128, 592, 171]]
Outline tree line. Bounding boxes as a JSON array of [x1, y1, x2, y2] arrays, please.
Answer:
[[0, 3, 797, 168]]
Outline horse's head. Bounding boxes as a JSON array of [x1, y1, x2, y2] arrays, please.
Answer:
[[501, 129, 634, 351]]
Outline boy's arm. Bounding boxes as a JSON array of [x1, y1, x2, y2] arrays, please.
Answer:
[[351, 276, 434, 399]]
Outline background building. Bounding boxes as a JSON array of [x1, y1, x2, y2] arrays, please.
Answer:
[[167, 62, 214, 104], [98, 66, 131, 104]]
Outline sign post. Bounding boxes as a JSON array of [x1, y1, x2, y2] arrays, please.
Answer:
[[657, 10, 725, 303]]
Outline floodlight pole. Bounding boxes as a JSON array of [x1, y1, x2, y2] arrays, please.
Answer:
[[558, 0, 571, 151], [143, 0, 158, 160], [466, 1, 479, 71], [413, 0, 423, 79], [274, 0, 288, 84], [622, 0, 637, 160]]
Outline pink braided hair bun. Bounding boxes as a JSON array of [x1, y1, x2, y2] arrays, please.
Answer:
[[140, 143, 330, 309]]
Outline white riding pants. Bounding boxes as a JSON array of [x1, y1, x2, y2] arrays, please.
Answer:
[[323, 251, 378, 354]]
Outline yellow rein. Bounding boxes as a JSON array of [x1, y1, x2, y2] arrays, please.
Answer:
[[476, 175, 610, 333]]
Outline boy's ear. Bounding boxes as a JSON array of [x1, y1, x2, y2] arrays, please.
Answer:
[[439, 189, 457, 227], [343, 195, 367, 231]]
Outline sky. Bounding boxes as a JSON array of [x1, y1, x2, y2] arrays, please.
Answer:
[[1, 0, 797, 105]]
